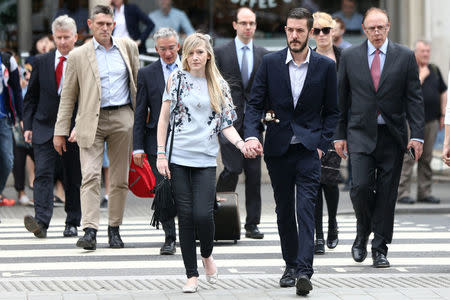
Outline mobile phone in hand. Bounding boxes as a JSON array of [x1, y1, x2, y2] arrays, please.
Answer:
[[408, 147, 415, 160]]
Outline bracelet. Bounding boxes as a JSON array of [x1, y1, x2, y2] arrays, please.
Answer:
[[157, 157, 167, 160], [234, 139, 244, 148], [157, 145, 165, 148], [157, 150, 166, 154]]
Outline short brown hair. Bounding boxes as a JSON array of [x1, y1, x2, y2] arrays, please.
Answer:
[[90, 5, 113, 20]]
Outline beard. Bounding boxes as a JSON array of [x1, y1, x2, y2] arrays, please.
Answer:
[[287, 34, 309, 53]]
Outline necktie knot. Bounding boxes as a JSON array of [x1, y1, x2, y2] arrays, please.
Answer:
[[166, 63, 176, 72], [60, 56, 66, 63], [375, 49, 381, 55]]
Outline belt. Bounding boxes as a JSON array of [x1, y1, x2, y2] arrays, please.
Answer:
[[101, 103, 129, 110]]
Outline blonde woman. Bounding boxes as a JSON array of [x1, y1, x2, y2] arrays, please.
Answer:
[[311, 11, 342, 255], [156, 33, 245, 293]]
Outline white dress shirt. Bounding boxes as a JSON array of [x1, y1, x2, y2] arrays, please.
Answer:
[[55, 49, 67, 95], [113, 4, 131, 39]]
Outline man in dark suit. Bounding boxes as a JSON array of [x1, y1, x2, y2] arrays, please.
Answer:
[[23, 15, 81, 238], [215, 7, 269, 239], [243, 8, 339, 296], [111, 0, 155, 53], [132, 27, 181, 255], [334, 7, 424, 268]]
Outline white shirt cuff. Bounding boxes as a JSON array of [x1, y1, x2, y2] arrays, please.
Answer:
[[411, 138, 424, 144], [132, 149, 145, 155], [245, 137, 259, 142]]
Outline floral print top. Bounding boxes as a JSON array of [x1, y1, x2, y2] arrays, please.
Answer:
[[162, 70, 236, 167]]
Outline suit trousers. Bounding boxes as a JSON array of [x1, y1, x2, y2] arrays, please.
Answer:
[[148, 154, 176, 241], [265, 143, 320, 278], [33, 139, 81, 228], [79, 106, 133, 230], [350, 125, 404, 255], [216, 130, 262, 227], [398, 120, 439, 200]]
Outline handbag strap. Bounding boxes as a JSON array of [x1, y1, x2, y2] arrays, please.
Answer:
[[167, 71, 183, 164]]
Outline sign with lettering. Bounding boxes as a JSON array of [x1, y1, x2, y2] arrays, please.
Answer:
[[229, 0, 293, 9]]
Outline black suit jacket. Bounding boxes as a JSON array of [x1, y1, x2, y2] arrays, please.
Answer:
[[124, 4, 154, 53], [214, 40, 269, 131], [23, 50, 76, 145], [335, 40, 425, 153], [244, 48, 339, 157], [133, 59, 166, 155]]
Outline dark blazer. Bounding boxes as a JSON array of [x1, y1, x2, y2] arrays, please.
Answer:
[[133, 59, 166, 155], [335, 40, 424, 153], [214, 40, 269, 131], [23, 50, 76, 145], [244, 48, 339, 157], [124, 4, 154, 53]]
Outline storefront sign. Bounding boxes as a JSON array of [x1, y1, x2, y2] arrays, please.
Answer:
[[230, 0, 292, 9]]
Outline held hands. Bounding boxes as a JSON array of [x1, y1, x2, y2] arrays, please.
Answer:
[[334, 140, 348, 159], [156, 155, 171, 179], [407, 140, 423, 161], [133, 153, 145, 168], [53, 135, 66, 156], [241, 139, 263, 158], [443, 144, 450, 167]]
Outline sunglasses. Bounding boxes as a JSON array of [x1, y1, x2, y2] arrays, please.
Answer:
[[313, 27, 332, 35]]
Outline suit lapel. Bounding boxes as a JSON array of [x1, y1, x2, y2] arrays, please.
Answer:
[[246, 45, 260, 93], [155, 59, 165, 97], [358, 42, 376, 92], [377, 41, 397, 91], [116, 38, 133, 82], [86, 41, 102, 96], [280, 48, 293, 103], [227, 41, 242, 86], [47, 50, 58, 96]]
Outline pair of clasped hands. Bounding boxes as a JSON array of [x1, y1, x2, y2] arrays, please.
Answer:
[[240, 139, 264, 158]]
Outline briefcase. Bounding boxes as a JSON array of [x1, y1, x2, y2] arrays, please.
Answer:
[[213, 192, 241, 243]]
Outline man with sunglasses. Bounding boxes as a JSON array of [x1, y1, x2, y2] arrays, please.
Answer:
[[334, 7, 424, 268]]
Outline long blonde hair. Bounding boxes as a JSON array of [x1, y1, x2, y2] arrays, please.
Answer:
[[181, 33, 227, 113]]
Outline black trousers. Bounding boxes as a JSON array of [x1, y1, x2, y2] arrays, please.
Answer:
[[12, 141, 34, 191], [265, 144, 320, 278], [171, 164, 216, 278], [350, 125, 404, 255], [216, 131, 262, 227], [148, 154, 176, 241], [33, 139, 82, 228], [314, 183, 339, 239]]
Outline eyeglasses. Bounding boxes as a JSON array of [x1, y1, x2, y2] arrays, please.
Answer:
[[312, 27, 332, 35], [365, 25, 388, 34], [237, 21, 256, 27]]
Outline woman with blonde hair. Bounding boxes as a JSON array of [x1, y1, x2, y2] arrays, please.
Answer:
[[156, 33, 246, 293], [311, 11, 342, 255]]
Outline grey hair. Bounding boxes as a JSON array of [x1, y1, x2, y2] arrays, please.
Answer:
[[90, 5, 114, 20], [52, 15, 77, 35], [414, 39, 431, 49], [153, 27, 179, 43]]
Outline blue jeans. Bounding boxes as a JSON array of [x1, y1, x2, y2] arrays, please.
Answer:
[[0, 118, 14, 194]]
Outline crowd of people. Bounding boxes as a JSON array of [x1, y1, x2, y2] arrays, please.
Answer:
[[1, 0, 450, 297]]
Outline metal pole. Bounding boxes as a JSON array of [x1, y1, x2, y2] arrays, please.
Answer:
[[17, 0, 32, 54]]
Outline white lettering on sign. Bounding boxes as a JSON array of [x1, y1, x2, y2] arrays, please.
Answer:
[[230, 0, 285, 9]]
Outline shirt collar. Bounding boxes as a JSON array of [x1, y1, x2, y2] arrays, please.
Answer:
[[160, 55, 181, 69], [367, 38, 388, 55], [235, 36, 253, 51], [115, 4, 125, 14], [55, 49, 66, 60], [285, 46, 311, 65], [93, 36, 118, 50]]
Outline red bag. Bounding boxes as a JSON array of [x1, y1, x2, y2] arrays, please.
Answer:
[[128, 154, 156, 198]]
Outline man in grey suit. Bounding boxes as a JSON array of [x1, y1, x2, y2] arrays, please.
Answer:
[[132, 27, 181, 255], [334, 7, 425, 268], [215, 7, 269, 239]]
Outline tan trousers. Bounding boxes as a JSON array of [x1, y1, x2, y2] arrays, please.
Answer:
[[79, 106, 133, 230], [398, 120, 439, 200]]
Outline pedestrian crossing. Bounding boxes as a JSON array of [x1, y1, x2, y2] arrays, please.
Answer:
[[0, 216, 449, 277]]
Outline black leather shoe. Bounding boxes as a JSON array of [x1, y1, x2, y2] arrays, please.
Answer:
[[327, 228, 339, 249], [24, 215, 47, 238], [108, 226, 124, 248], [314, 238, 325, 255], [418, 196, 440, 204], [279, 267, 297, 287], [372, 251, 390, 268], [76, 228, 97, 250], [63, 224, 78, 237], [351, 235, 369, 262], [296, 275, 313, 296], [160, 237, 176, 255], [245, 224, 264, 239], [398, 196, 415, 204]]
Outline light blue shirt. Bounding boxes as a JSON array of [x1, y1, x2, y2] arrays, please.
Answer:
[[235, 37, 253, 82], [93, 37, 130, 108], [160, 56, 181, 84], [149, 8, 195, 35], [368, 39, 388, 124]]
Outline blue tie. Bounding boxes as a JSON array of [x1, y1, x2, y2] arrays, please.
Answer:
[[167, 63, 176, 73], [241, 46, 249, 88]]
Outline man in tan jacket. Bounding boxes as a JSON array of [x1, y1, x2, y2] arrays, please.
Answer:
[[54, 5, 139, 250]]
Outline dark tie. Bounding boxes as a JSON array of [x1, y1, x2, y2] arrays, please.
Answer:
[[370, 49, 381, 91], [56, 56, 66, 91], [241, 46, 249, 88]]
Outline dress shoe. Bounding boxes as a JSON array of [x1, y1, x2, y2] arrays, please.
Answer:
[[245, 224, 264, 239], [372, 251, 390, 268], [63, 224, 78, 237], [398, 196, 415, 204], [76, 228, 97, 250], [351, 235, 369, 262], [202, 256, 218, 284], [296, 275, 313, 296], [279, 267, 297, 287], [326, 228, 339, 249], [24, 215, 47, 238], [418, 196, 440, 204], [108, 226, 124, 248], [314, 238, 325, 255], [160, 237, 176, 255]]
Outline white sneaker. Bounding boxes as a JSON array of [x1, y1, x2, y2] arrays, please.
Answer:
[[19, 195, 33, 206]]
